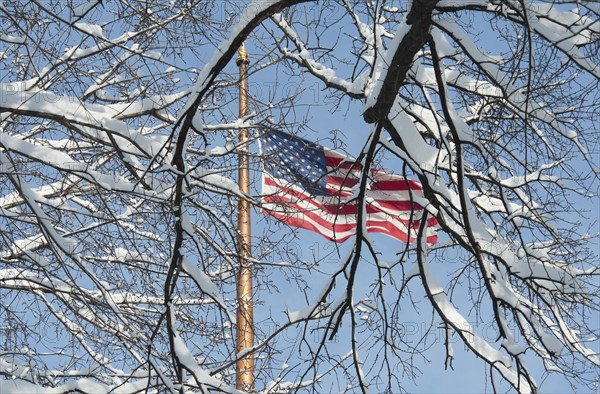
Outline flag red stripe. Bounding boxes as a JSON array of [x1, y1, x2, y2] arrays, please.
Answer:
[[370, 199, 420, 212], [365, 220, 413, 243], [371, 179, 423, 191], [325, 156, 360, 170], [327, 175, 360, 188]]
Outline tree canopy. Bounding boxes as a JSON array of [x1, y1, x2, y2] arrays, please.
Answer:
[[1, 1, 598, 393]]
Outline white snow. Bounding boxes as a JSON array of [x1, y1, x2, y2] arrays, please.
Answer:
[[0, 34, 26, 44], [75, 23, 104, 38], [169, 309, 239, 393], [364, 17, 411, 104], [0, 82, 175, 159], [146, 51, 162, 60], [0, 377, 151, 394], [181, 256, 231, 320]]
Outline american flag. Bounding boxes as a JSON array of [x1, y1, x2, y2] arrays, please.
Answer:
[[259, 129, 438, 243]]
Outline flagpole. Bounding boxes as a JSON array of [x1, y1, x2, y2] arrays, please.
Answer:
[[235, 42, 254, 391]]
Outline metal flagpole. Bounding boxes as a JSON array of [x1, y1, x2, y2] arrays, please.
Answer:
[[235, 42, 254, 391]]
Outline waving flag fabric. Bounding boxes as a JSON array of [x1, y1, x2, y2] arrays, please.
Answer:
[[259, 129, 438, 243]]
